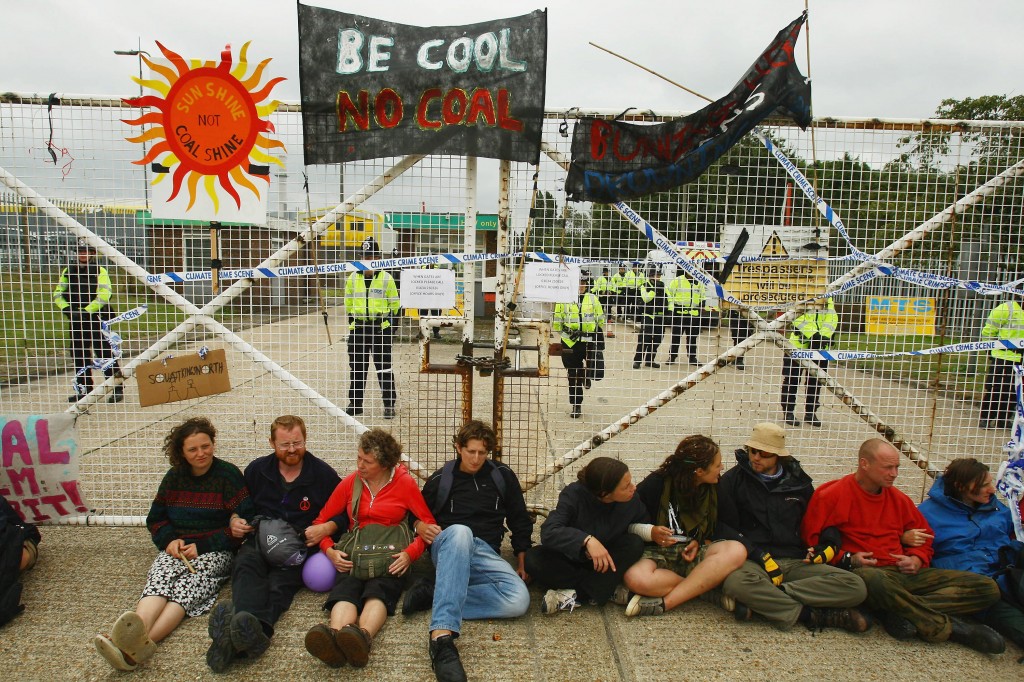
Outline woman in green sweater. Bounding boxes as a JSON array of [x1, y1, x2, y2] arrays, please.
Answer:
[[94, 417, 254, 671]]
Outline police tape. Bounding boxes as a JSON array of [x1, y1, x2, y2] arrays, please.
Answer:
[[788, 338, 1024, 362], [996, 365, 1023, 541], [73, 305, 149, 392]]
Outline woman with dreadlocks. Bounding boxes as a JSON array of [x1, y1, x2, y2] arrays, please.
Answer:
[[621, 435, 746, 617]]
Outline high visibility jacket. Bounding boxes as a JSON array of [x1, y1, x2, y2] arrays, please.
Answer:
[[611, 272, 627, 292], [592, 276, 617, 296], [621, 269, 638, 291], [982, 300, 1024, 362], [789, 298, 838, 349], [345, 271, 400, 330], [636, 279, 668, 320], [553, 293, 604, 347], [667, 275, 705, 316], [53, 263, 112, 314]]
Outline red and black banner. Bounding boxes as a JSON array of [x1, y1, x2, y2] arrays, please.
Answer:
[[565, 13, 811, 203], [298, 4, 547, 164]]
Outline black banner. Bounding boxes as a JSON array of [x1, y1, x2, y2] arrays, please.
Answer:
[[565, 13, 811, 203], [298, 4, 547, 165]]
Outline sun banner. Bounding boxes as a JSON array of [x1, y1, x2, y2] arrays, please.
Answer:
[[297, 4, 547, 164], [565, 13, 811, 203], [122, 41, 286, 224]]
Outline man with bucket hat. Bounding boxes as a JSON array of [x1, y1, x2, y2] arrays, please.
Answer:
[[714, 422, 871, 632]]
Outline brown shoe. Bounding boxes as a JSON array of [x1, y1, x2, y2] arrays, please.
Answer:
[[304, 624, 347, 668], [806, 607, 873, 633], [335, 624, 372, 668]]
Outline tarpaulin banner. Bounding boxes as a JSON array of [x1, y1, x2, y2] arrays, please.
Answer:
[[297, 4, 547, 164], [565, 12, 810, 203], [0, 414, 90, 522]]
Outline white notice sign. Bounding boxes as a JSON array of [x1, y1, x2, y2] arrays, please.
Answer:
[[400, 268, 456, 309], [523, 263, 580, 303]]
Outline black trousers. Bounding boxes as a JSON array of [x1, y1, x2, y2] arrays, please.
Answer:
[[781, 355, 830, 416], [560, 337, 604, 407], [231, 541, 305, 636], [347, 321, 396, 409], [668, 312, 700, 360], [981, 356, 1018, 424], [633, 316, 665, 364], [524, 534, 644, 605], [68, 311, 120, 390]]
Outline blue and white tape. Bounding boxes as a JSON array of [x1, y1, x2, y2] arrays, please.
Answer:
[[73, 305, 148, 395], [789, 338, 1024, 362], [997, 365, 1024, 541]]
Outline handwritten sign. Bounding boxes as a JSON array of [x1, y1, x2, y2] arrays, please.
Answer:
[[136, 349, 231, 407], [400, 267, 457, 309], [524, 263, 579, 303], [0, 414, 90, 522]]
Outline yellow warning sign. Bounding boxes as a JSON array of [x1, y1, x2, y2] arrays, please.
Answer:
[[721, 225, 827, 308], [761, 232, 789, 257]]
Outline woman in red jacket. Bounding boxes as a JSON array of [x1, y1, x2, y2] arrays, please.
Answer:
[[303, 429, 436, 669]]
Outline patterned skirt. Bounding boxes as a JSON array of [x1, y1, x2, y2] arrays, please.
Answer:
[[140, 550, 233, 617]]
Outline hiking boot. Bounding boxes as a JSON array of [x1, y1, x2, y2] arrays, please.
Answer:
[[734, 602, 753, 621], [624, 594, 664, 618], [881, 612, 917, 640], [949, 617, 1005, 654], [336, 624, 373, 668], [805, 607, 872, 633], [230, 610, 270, 660], [541, 589, 579, 615], [804, 412, 822, 428], [697, 588, 736, 613], [403, 577, 436, 616], [609, 583, 632, 606], [784, 412, 801, 427], [429, 634, 467, 682], [206, 602, 236, 673], [304, 624, 346, 668]]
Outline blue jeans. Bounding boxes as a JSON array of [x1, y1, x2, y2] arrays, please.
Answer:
[[429, 525, 530, 634]]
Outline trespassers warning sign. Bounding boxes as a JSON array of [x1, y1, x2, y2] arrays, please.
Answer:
[[720, 224, 828, 307]]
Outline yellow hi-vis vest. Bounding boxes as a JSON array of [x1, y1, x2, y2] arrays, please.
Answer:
[[789, 298, 838, 349], [345, 271, 399, 329], [553, 293, 605, 347], [667, 275, 705, 316], [982, 300, 1024, 362]]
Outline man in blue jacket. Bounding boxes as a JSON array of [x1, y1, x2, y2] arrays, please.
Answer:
[[205, 415, 343, 673], [404, 420, 533, 682], [716, 422, 870, 632]]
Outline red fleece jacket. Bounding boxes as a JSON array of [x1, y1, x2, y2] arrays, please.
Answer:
[[801, 473, 934, 568], [315, 464, 436, 560]]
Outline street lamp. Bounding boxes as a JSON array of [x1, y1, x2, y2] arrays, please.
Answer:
[[114, 42, 151, 211]]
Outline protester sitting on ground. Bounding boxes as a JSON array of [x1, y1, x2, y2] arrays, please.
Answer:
[[206, 414, 343, 673], [303, 428, 436, 670], [405, 420, 533, 682], [94, 417, 253, 672], [918, 457, 1024, 651], [715, 422, 870, 632], [802, 438, 1005, 654], [524, 457, 648, 615], [622, 435, 747, 617], [0, 494, 42, 626]]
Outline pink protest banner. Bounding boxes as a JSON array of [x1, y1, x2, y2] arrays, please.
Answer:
[[0, 414, 90, 522]]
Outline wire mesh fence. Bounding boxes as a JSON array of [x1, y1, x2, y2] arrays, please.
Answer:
[[1, 92, 1022, 521]]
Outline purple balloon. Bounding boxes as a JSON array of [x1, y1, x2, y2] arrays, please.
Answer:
[[302, 551, 336, 592]]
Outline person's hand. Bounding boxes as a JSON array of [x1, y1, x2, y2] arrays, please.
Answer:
[[326, 546, 352, 573], [304, 522, 337, 547], [804, 543, 839, 564], [681, 539, 699, 563], [388, 551, 411, 576], [890, 553, 923, 575], [651, 525, 678, 547], [415, 520, 442, 545], [850, 551, 877, 568], [900, 528, 933, 548], [760, 552, 784, 586], [229, 516, 252, 539], [515, 552, 530, 583], [180, 542, 198, 560], [585, 536, 616, 574], [166, 539, 197, 560]]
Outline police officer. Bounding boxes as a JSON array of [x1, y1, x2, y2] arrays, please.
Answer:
[[979, 297, 1024, 429], [621, 262, 639, 322], [53, 239, 123, 403], [553, 271, 605, 419], [665, 272, 705, 365], [591, 267, 617, 337], [611, 262, 628, 322], [632, 266, 668, 369], [345, 238, 401, 419], [782, 297, 838, 427]]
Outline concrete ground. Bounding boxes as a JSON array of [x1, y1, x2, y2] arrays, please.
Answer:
[[1, 525, 1022, 681]]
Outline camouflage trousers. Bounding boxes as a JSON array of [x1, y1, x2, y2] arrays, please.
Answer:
[[853, 565, 1000, 641]]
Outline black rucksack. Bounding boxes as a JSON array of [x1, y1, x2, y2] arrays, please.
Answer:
[[430, 459, 508, 516], [0, 522, 25, 627]]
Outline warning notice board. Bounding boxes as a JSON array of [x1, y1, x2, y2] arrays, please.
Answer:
[[720, 224, 827, 307]]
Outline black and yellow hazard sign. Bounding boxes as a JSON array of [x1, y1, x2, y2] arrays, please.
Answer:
[[720, 225, 827, 308]]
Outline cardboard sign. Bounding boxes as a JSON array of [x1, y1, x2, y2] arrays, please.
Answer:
[[136, 349, 231, 407], [0, 413, 91, 522]]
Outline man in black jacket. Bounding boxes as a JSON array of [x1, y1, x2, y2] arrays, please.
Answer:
[[404, 421, 533, 682], [716, 422, 871, 632], [205, 415, 343, 673]]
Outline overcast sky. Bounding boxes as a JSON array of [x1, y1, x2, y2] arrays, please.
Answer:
[[3, 0, 1021, 119]]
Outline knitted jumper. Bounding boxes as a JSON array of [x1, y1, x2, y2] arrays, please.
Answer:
[[146, 458, 254, 555]]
